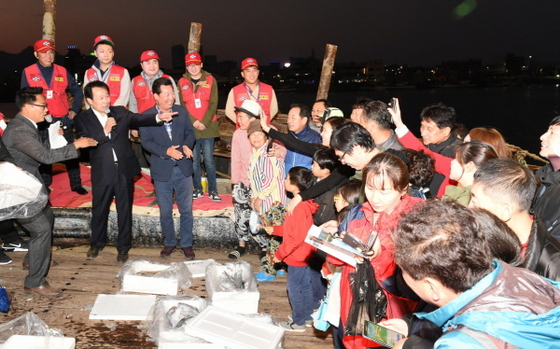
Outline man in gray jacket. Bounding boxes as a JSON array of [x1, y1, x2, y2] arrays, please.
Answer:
[[3, 87, 96, 297]]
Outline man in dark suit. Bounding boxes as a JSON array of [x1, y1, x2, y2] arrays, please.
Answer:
[[74, 81, 176, 263], [3, 87, 97, 297], [140, 78, 196, 259]]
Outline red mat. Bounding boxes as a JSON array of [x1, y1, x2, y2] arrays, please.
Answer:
[[48, 164, 233, 214]]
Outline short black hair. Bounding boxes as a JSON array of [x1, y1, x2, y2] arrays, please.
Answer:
[[152, 77, 173, 95], [473, 158, 537, 212], [420, 103, 456, 129], [363, 101, 393, 130], [394, 199, 493, 294], [16, 87, 43, 110], [290, 103, 311, 124], [313, 148, 338, 172], [84, 80, 109, 100], [287, 166, 316, 192], [351, 97, 372, 110], [314, 99, 331, 108], [549, 115, 560, 126], [330, 122, 375, 154], [402, 149, 435, 189]]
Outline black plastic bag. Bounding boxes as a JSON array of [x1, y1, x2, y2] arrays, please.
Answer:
[[345, 261, 387, 336]]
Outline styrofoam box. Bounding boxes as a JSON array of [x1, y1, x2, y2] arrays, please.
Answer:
[[2, 335, 75, 349], [183, 259, 216, 278], [121, 261, 181, 295], [159, 342, 225, 349], [150, 297, 208, 346], [185, 306, 284, 349], [209, 288, 260, 314], [89, 294, 156, 320]]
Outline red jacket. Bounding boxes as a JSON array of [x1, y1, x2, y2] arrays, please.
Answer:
[[328, 196, 421, 349], [275, 199, 319, 267]]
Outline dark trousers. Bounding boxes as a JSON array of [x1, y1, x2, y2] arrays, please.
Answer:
[[287, 265, 315, 325], [90, 165, 133, 253], [38, 118, 82, 189], [18, 206, 54, 288], [0, 219, 21, 244]]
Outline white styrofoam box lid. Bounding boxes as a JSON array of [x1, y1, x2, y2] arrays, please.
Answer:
[[2, 335, 75, 349], [185, 306, 284, 349], [183, 259, 216, 278], [89, 294, 156, 320], [159, 342, 225, 349]]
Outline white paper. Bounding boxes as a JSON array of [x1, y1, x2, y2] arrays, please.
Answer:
[[48, 121, 68, 149], [305, 225, 365, 267]]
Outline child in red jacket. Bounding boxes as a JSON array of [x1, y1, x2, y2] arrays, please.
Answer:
[[274, 167, 320, 332]]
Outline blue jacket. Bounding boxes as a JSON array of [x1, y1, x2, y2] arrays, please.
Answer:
[[284, 124, 321, 176], [139, 105, 195, 182], [416, 260, 560, 348]]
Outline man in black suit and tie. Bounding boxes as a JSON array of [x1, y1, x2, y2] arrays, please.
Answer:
[[74, 81, 176, 263], [140, 78, 196, 259], [3, 87, 97, 297]]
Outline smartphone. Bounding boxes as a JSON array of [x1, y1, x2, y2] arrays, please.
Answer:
[[342, 232, 367, 251], [388, 98, 398, 112], [363, 320, 405, 348]]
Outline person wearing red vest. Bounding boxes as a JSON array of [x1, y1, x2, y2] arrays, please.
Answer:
[[129, 50, 179, 167], [83, 35, 131, 108], [178, 53, 221, 202], [225, 57, 278, 126], [21, 39, 87, 195]]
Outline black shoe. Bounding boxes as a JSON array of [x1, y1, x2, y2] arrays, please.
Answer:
[[87, 246, 102, 258], [117, 250, 129, 263], [72, 186, 88, 195], [2, 240, 29, 252], [0, 251, 12, 265]]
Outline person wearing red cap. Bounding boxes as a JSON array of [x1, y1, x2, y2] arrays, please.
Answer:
[[129, 50, 179, 114], [225, 57, 278, 126], [21, 39, 87, 195], [83, 35, 131, 108], [178, 52, 221, 202]]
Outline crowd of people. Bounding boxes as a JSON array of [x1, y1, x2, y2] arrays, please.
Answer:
[[0, 35, 559, 347]]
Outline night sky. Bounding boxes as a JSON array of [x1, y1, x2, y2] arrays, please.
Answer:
[[2, 0, 560, 68]]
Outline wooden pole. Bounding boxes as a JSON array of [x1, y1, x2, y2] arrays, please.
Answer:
[[316, 44, 337, 101], [188, 22, 202, 53], [43, 0, 56, 44]]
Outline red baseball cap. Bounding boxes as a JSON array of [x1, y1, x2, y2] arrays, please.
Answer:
[[33, 39, 55, 53], [140, 50, 160, 62], [185, 52, 202, 65], [241, 57, 259, 70], [93, 35, 114, 47]]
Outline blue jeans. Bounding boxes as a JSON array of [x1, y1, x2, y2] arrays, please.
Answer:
[[193, 137, 217, 193], [153, 167, 194, 247], [287, 265, 314, 325]]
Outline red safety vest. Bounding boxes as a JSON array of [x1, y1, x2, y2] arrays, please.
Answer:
[[132, 74, 172, 113], [24, 64, 69, 118], [178, 75, 218, 122], [232, 82, 274, 124], [85, 64, 127, 106]]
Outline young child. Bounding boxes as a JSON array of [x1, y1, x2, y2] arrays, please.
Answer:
[[274, 167, 320, 332], [311, 148, 348, 226]]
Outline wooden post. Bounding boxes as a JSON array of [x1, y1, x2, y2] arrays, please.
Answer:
[[43, 0, 56, 43], [316, 44, 337, 101], [188, 22, 202, 53]]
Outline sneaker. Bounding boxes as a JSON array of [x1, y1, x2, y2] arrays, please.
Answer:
[[0, 251, 13, 265], [209, 192, 222, 202], [276, 269, 287, 276], [255, 270, 276, 282], [2, 240, 29, 252], [192, 190, 203, 200], [228, 246, 246, 260], [160, 246, 176, 258], [288, 314, 313, 327], [278, 320, 306, 332]]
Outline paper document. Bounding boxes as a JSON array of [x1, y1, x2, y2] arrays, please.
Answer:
[[305, 225, 365, 267], [48, 121, 68, 149]]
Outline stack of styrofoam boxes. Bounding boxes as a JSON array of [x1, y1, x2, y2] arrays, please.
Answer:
[[120, 260, 192, 295], [204, 261, 260, 314], [185, 306, 285, 349]]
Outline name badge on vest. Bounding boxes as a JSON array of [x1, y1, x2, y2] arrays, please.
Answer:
[[46, 90, 54, 99], [194, 98, 202, 109]]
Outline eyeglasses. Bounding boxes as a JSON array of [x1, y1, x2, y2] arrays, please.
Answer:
[[334, 194, 345, 202], [30, 103, 47, 109]]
